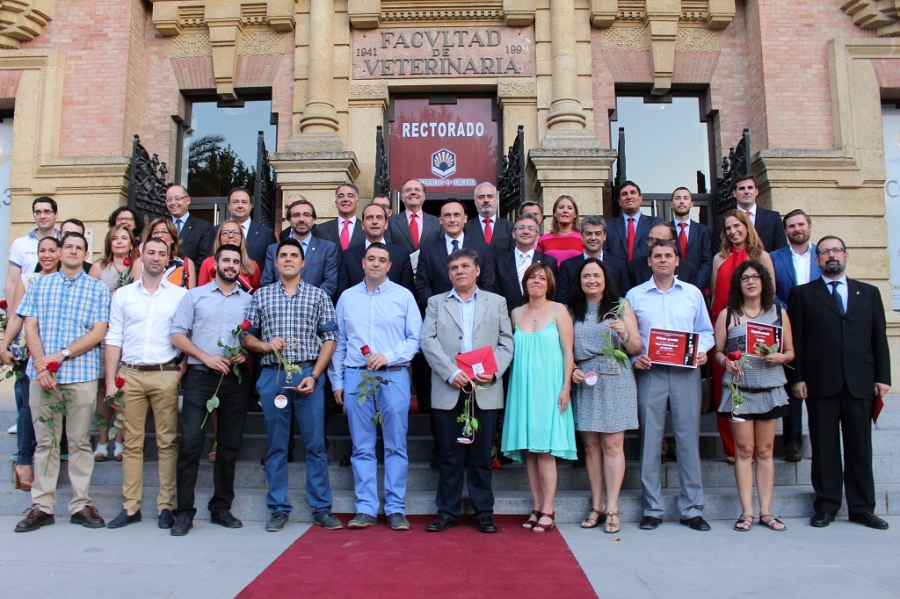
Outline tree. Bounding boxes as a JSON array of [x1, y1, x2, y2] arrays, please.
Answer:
[[186, 134, 255, 197]]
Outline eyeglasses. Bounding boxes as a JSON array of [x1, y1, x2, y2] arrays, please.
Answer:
[[166, 196, 188, 204], [515, 225, 538, 233], [116, 216, 135, 223], [739, 274, 762, 282], [151, 229, 171, 236], [33, 210, 55, 216], [220, 229, 242, 237], [816, 247, 845, 257], [289, 212, 314, 219]]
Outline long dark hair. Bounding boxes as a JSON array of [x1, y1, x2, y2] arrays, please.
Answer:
[[568, 258, 620, 322], [727, 260, 775, 312], [33, 236, 61, 273]]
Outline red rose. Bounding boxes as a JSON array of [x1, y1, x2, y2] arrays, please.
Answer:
[[360, 345, 371, 357], [0, 300, 7, 310], [240, 320, 251, 331], [123, 256, 132, 267], [727, 350, 742, 361], [115, 377, 126, 389], [46, 361, 61, 374]]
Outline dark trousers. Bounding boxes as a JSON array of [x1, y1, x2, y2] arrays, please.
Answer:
[[434, 395, 498, 520], [782, 392, 804, 448], [176, 368, 250, 518], [806, 385, 875, 515]]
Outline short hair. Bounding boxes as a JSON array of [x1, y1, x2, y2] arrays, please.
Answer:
[[440, 200, 466, 215], [107, 206, 140, 233], [473, 182, 498, 198], [619, 181, 642, 196], [727, 260, 775, 312], [286, 197, 316, 220], [166, 184, 190, 197], [334, 182, 360, 200], [32, 196, 58, 213], [732, 174, 757, 191], [649, 221, 677, 241], [372, 194, 391, 203], [215, 243, 243, 261], [277, 237, 305, 260], [568, 258, 621, 323], [782, 208, 811, 228], [515, 213, 540, 226], [550, 195, 580, 234], [580, 215, 607, 232], [364, 242, 391, 258], [362, 203, 388, 219], [61, 218, 86, 234], [228, 187, 252, 201], [143, 236, 170, 254], [521, 262, 556, 300], [446, 247, 480, 269], [648, 239, 678, 257], [816, 235, 845, 250], [60, 231, 87, 250], [401, 178, 426, 193], [670, 186, 691, 200]]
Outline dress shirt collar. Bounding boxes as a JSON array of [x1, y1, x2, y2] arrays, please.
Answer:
[[445, 233, 464, 249], [623, 212, 641, 226], [515, 247, 533, 261], [239, 218, 251, 236], [57, 268, 87, 283], [448, 286, 478, 303], [30, 228, 60, 240], [136, 275, 176, 296], [479, 214, 496, 226], [583, 251, 603, 260], [173, 212, 190, 224], [340, 215, 357, 226], [790, 243, 811, 258], [741, 204, 757, 218], [362, 278, 392, 295], [645, 275, 688, 294], [289, 230, 311, 245], [674, 219, 690, 230], [406, 209, 423, 223], [211, 279, 242, 296], [364, 238, 385, 248]]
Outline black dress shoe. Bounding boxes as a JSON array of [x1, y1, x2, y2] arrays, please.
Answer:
[[15, 507, 55, 533], [171, 514, 193, 537], [211, 509, 243, 528], [476, 515, 498, 534], [849, 512, 889, 530], [70, 506, 105, 529], [639, 516, 662, 530], [107, 509, 142, 529], [426, 515, 458, 532], [784, 444, 802, 462], [158, 509, 175, 529], [810, 512, 836, 528], [680, 516, 711, 531]]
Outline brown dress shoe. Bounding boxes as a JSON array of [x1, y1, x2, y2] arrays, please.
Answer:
[[71, 505, 106, 529], [15, 507, 55, 533], [784, 444, 802, 462]]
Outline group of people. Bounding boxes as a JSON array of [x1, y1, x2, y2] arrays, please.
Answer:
[[2, 174, 891, 536]]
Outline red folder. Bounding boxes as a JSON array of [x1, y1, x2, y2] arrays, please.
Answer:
[[455, 346, 498, 379], [873, 389, 886, 424]]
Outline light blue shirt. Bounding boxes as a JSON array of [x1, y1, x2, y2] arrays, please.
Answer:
[[445, 233, 465, 255], [330, 278, 422, 391], [623, 212, 642, 229], [625, 275, 715, 363], [173, 211, 191, 231], [446, 287, 479, 384], [823, 275, 848, 313], [170, 281, 253, 365]]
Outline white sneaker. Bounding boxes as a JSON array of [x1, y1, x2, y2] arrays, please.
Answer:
[[7, 424, 16, 434]]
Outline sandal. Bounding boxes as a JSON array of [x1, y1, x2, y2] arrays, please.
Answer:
[[760, 514, 786, 531], [94, 445, 109, 462], [581, 507, 607, 529], [522, 509, 541, 529], [113, 441, 124, 461], [604, 511, 622, 534], [725, 455, 736, 465], [533, 512, 555, 533], [13, 464, 33, 492], [734, 514, 754, 532]]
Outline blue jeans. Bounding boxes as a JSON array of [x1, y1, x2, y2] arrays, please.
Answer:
[[257, 366, 332, 517], [15, 375, 35, 466]]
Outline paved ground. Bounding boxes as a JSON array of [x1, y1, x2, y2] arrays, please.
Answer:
[[0, 514, 897, 597]]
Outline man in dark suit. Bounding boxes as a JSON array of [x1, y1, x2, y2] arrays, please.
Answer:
[[387, 179, 443, 256], [260, 197, 340, 301], [771, 209, 821, 463], [604, 181, 662, 264], [166, 184, 214, 271], [671, 187, 713, 291], [214, 187, 275, 271], [496, 213, 557, 312], [627, 222, 699, 290], [415, 200, 496, 304], [556, 215, 628, 302], [788, 235, 891, 530], [313, 182, 366, 251], [337, 203, 414, 297], [463, 182, 514, 253], [713, 175, 787, 253]]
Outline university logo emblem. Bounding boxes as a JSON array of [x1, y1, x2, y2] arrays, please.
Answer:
[[431, 149, 457, 179]]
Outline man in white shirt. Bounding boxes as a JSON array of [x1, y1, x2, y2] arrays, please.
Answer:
[[5, 196, 59, 302], [495, 213, 557, 312], [104, 237, 188, 530]]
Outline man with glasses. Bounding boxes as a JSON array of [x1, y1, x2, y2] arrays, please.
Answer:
[[555, 215, 628, 303], [788, 236, 891, 530], [5, 196, 59, 304], [216, 187, 274, 271], [166, 185, 214, 272], [496, 213, 557, 312], [464, 182, 514, 252], [626, 222, 699, 292]]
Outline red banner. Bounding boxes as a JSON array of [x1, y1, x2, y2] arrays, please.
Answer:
[[389, 97, 498, 196]]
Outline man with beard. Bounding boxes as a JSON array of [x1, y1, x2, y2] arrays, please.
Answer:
[[169, 245, 253, 535], [105, 238, 188, 530], [771, 209, 821, 462], [788, 236, 891, 530], [670, 187, 713, 291], [464, 182, 515, 252]]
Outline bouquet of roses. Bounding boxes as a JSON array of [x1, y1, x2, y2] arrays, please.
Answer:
[[203, 319, 251, 429]]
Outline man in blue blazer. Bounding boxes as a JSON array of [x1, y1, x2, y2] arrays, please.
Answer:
[[261, 197, 339, 301], [167, 184, 214, 272], [213, 187, 275, 272], [671, 187, 713, 291], [556, 215, 628, 302], [337, 203, 414, 297], [387, 179, 443, 256], [713, 175, 787, 253], [604, 181, 662, 264], [313, 183, 366, 251], [770, 208, 821, 463]]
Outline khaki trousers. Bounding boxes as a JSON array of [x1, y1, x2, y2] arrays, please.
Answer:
[[120, 367, 180, 513], [29, 380, 98, 515]]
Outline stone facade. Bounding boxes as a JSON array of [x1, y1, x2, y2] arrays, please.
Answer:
[[0, 0, 897, 379]]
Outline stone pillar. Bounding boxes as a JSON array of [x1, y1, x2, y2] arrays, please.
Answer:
[[546, 0, 586, 133], [347, 83, 389, 199], [298, 0, 340, 140]]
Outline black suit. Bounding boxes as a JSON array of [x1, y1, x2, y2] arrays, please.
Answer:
[[415, 236, 496, 304], [337, 241, 415, 298], [313, 217, 366, 251], [555, 253, 629, 304], [214, 220, 274, 273], [713, 206, 787, 254], [788, 277, 891, 516], [626, 256, 699, 291], [494, 248, 557, 312], [675, 220, 713, 291], [177, 214, 214, 271], [388, 212, 443, 255], [464, 217, 515, 253], [603, 213, 663, 264]]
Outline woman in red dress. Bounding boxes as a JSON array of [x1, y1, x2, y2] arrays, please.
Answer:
[[197, 219, 262, 293]]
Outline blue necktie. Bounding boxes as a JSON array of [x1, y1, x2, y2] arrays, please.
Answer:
[[451, 239, 459, 252], [829, 281, 845, 316], [175, 218, 183, 234]]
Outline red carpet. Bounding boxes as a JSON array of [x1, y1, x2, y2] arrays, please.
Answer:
[[238, 515, 596, 599]]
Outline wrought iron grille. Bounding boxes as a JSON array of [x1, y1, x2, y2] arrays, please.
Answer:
[[253, 130, 276, 229], [610, 127, 627, 218], [374, 125, 390, 196], [498, 125, 525, 220], [127, 134, 170, 226], [716, 128, 751, 214]]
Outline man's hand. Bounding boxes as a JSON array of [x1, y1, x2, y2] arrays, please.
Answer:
[[201, 352, 231, 375], [451, 371, 471, 389], [36, 369, 56, 391], [34, 353, 62, 374], [473, 372, 494, 385], [296, 375, 316, 395], [634, 355, 652, 370], [876, 383, 891, 397], [334, 389, 344, 406], [695, 352, 708, 367], [229, 352, 248, 366], [366, 353, 388, 371], [266, 337, 286, 352], [0, 349, 13, 367], [792, 381, 808, 400]]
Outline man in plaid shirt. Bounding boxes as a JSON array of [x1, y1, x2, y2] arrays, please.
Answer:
[[242, 238, 342, 532]]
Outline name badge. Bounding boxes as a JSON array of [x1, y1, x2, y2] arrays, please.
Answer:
[[584, 372, 598, 387], [472, 363, 485, 375], [274, 395, 288, 409]]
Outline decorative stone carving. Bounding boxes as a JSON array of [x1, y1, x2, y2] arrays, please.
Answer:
[[599, 27, 650, 51], [841, 0, 900, 37], [0, 0, 54, 49], [349, 0, 537, 27], [498, 80, 537, 98], [348, 83, 389, 100], [169, 33, 212, 58], [239, 31, 287, 56], [676, 27, 719, 52]]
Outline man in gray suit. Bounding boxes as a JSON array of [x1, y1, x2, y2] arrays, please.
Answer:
[[420, 248, 514, 534]]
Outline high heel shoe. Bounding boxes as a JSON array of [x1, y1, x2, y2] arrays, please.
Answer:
[[14, 464, 33, 492]]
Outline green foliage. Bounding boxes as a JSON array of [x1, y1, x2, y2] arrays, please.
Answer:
[[350, 371, 394, 452], [186, 134, 255, 197]]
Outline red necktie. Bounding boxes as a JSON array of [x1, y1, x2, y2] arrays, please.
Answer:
[[626, 217, 635, 261], [340, 219, 350, 250], [745, 210, 752, 218], [409, 213, 419, 249], [678, 222, 688, 259], [483, 218, 493, 244]]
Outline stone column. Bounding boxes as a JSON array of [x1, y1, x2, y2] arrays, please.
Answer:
[[299, 0, 339, 138], [546, 0, 587, 133]]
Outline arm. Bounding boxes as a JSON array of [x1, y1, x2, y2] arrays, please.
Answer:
[[787, 286, 806, 397], [104, 343, 123, 397], [381, 292, 422, 367], [186, 258, 197, 290], [492, 298, 515, 377], [261, 246, 277, 287], [555, 305, 575, 414], [711, 309, 741, 375], [0, 277, 29, 362], [414, 249, 434, 304], [761, 309, 795, 367], [710, 254, 724, 298], [871, 287, 892, 391], [319, 243, 340, 300], [4, 263, 21, 306], [329, 297, 348, 399], [24, 317, 54, 390], [419, 296, 460, 383], [297, 340, 336, 395], [759, 251, 775, 286], [197, 257, 213, 286]]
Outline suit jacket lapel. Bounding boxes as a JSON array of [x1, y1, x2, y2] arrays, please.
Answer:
[[474, 289, 488, 330], [809, 244, 820, 280], [613, 217, 627, 255], [846, 279, 861, 315], [812, 278, 843, 317], [395, 215, 414, 248], [444, 293, 463, 330], [351, 221, 365, 246]]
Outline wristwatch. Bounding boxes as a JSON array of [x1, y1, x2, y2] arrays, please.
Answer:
[[61, 347, 71, 360], [308, 372, 319, 384]]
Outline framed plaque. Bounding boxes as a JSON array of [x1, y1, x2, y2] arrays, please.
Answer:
[[647, 328, 700, 368], [746, 321, 783, 356]]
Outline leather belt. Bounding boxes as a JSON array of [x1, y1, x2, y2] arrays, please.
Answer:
[[263, 361, 315, 370], [121, 359, 180, 372]]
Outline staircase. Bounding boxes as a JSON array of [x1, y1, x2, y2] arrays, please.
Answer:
[[2, 397, 898, 523]]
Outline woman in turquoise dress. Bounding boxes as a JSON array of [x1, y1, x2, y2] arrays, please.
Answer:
[[502, 263, 576, 533]]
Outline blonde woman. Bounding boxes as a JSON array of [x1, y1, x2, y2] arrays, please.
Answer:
[[197, 219, 261, 292], [536, 195, 583, 263]]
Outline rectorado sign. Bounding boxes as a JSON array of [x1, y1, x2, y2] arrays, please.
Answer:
[[353, 26, 533, 79]]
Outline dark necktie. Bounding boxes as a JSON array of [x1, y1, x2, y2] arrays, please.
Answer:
[[451, 239, 460, 252], [829, 280, 845, 316]]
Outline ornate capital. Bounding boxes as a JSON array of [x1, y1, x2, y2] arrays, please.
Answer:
[[841, 0, 900, 37], [348, 0, 535, 28], [0, 0, 54, 49]]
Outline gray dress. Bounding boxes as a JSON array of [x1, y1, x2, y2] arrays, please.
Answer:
[[572, 303, 639, 433]]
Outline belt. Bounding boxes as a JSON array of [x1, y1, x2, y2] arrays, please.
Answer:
[[188, 364, 245, 374], [346, 366, 405, 372], [263, 361, 315, 370], [121, 359, 180, 372]]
